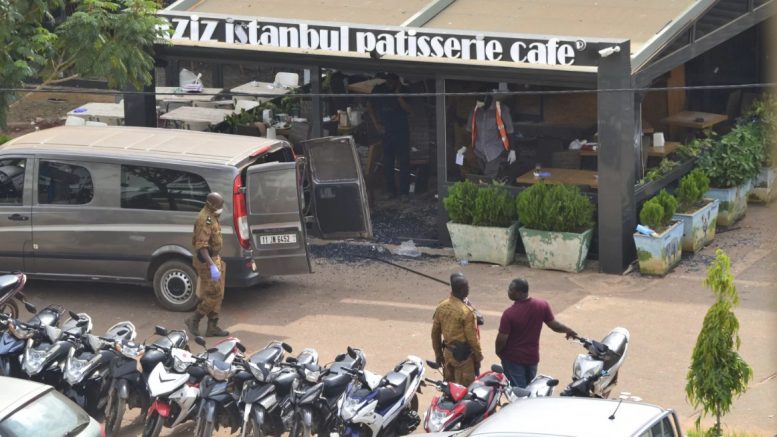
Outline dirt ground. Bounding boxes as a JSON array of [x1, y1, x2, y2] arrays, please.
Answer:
[[15, 200, 775, 436], [1, 91, 115, 138]]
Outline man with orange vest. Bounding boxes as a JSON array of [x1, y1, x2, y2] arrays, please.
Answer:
[[461, 94, 516, 178]]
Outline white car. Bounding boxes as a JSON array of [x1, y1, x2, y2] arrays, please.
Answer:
[[0, 376, 102, 437], [418, 396, 683, 437]]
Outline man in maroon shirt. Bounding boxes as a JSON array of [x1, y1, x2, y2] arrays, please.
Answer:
[[495, 278, 577, 388]]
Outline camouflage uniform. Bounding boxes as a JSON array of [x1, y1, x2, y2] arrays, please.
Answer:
[[192, 206, 225, 317], [431, 296, 483, 387]]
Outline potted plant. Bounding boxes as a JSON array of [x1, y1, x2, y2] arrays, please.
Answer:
[[225, 109, 261, 136], [699, 122, 762, 226], [515, 183, 595, 273], [444, 180, 518, 266], [745, 95, 776, 203], [634, 189, 683, 276], [671, 169, 720, 253]]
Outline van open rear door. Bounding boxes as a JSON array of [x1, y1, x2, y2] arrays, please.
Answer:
[[301, 136, 372, 239], [245, 161, 311, 276]]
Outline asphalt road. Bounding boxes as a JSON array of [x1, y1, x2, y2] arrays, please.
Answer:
[[15, 204, 777, 436]]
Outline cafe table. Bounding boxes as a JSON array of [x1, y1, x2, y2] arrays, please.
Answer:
[[579, 141, 680, 159], [230, 81, 295, 103], [661, 111, 728, 129], [155, 87, 223, 104], [67, 102, 125, 124], [160, 106, 233, 129], [516, 168, 599, 189]]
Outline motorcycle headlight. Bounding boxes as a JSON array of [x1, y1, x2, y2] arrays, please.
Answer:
[[9, 323, 34, 340], [304, 368, 320, 383], [248, 362, 269, 382], [341, 396, 365, 421], [23, 347, 50, 374], [173, 355, 190, 373], [207, 360, 234, 382], [427, 409, 453, 432], [64, 356, 96, 385]]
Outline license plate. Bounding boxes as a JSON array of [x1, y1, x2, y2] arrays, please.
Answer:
[[259, 234, 297, 245]]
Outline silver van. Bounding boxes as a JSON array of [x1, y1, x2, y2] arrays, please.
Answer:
[[0, 126, 371, 310]]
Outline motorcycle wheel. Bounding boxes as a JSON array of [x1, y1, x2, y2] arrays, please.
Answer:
[[196, 415, 215, 437], [142, 411, 164, 437], [0, 299, 18, 318], [244, 417, 265, 437], [105, 390, 126, 437], [292, 411, 312, 437]]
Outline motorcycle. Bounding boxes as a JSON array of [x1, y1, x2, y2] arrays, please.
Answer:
[[338, 355, 425, 437], [560, 327, 630, 398], [237, 340, 294, 437], [422, 361, 558, 433], [289, 346, 367, 437], [21, 310, 91, 387], [142, 326, 200, 437], [62, 321, 136, 419], [192, 335, 249, 437], [0, 302, 63, 377], [104, 326, 188, 436], [0, 272, 26, 319]]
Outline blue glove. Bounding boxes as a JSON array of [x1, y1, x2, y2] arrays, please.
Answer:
[[209, 263, 221, 282]]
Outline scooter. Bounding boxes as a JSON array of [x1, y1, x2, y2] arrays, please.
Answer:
[[237, 340, 293, 437], [289, 346, 367, 437], [62, 321, 136, 419], [560, 327, 630, 399], [21, 310, 92, 387], [339, 356, 425, 437], [0, 302, 63, 377], [0, 272, 26, 319], [103, 326, 188, 436]]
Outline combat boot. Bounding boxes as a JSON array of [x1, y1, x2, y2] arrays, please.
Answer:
[[184, 312, 203, 336], [206, 316, 229, 337]]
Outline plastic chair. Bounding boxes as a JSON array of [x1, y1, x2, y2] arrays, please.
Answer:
[[65, 116, 86, 126], [179, 68, 202, 86], [274, 72, 299, 88], [234, 100, 260, 113]]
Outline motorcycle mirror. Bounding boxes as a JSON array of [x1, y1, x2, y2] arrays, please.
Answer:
[[24, 302, 37, 314], [237, 342, 247, 353], [194, 336, 207, 348], [281, 342, 293, 353], [154, 325, 168, 336], [286, 356, 297, 363], [425, 360, 440, 370], [68, 310, 79, 320], [347, 346, 357, 358], [547, 379, 560, 387], [490, 364, 504, 374]]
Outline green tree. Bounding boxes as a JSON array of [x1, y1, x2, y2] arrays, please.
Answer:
[[686, 249, 753, 436], [0, 0, 167, 126]]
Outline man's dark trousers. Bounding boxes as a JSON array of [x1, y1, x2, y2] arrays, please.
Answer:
[[501, 360, 537, 388], [382, 115, 410, 195]]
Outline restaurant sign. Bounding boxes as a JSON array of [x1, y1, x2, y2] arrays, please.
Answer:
[[159, 13, 608, 67]]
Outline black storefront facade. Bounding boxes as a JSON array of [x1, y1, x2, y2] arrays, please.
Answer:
[[125, 0, 775, 274]]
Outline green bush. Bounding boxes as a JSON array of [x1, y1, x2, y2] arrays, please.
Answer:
[[443, 180, 479, 225], [516, 183, 594, 233], [699, 123, 762, 188], [677, 169, 710, 212], [472, 184, 517, 227], [639, 189, 677, 231], [0, 134, 9, 145]]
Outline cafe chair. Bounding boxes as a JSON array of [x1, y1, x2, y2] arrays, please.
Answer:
[[274, 72, 299, 88], [65, 116, 86, 126]]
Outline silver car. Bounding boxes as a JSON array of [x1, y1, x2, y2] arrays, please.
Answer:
[[0, 126, 371, 310], [419, 396, 684, 437], [0, 376, 102, 436]]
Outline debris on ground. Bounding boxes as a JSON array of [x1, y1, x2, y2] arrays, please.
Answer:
[[393, 240, 422, 257], [310, 242, 440, 264]]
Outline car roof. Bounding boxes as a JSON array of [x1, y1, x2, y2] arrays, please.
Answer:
[[0, 377, 51, 421], [1, 126, 286, 167], [468, 397, 668, 437]]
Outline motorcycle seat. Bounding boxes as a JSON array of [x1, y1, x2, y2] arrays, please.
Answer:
[[249, 347, 281, 365], [384, 371, 408, 389], [375, 384, 405, 409], [103, 322, 135, 342], [151, 331, 186, 350], [0, 275, 20, 296], [462, 400, 487, 420], [322, 372, 351, 398]]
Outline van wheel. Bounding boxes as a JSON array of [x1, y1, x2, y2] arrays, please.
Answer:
[[153, 260, 198, 312]]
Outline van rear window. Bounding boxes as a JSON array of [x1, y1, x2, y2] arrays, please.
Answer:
[[120, 165, 210, 212]]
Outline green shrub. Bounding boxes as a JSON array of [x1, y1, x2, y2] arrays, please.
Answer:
[[472, 183, 517, 227], [677, 169, 710, 213], [642, 158, 680, 183], [699, 123, 762, 188], [639, 189, 677, 231], [443, 180, 479, 225], [0, 134, 9, 145], [516, 183, 594, 233]]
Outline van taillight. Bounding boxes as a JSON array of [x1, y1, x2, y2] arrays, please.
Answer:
[[233, 175, 250, 250]]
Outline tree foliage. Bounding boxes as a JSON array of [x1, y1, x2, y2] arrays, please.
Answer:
[[686, 249, 753, 436], [0, 0, 167, 126], [639, 189, 677, 231]]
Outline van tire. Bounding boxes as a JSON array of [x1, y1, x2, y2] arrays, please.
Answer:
[[153, 260, 198, 312]]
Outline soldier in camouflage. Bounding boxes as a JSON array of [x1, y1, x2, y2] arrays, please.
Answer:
[[431, 273, 483, 386], [184, 192, 229, 337]]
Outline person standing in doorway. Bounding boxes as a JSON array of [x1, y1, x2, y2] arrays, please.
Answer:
[[431, 273, 483, 387], [368, 73, 412, 199], [185, 192, 230, 337], [495, 278, 577, 388]]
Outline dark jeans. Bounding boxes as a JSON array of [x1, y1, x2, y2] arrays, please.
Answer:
[[382, 120, 410, 195], [501, 359, 537, 388]]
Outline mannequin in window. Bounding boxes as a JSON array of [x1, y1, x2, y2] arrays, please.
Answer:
[[461, 94, 516, 178]]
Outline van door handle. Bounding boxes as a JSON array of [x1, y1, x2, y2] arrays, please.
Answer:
[[7, 214, 29, 222]]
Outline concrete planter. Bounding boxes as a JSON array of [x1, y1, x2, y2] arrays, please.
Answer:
[[748, 167, 776, 204], [634, 220, 684, 276], [704, 181, 750, 226], [672, 199, 720, 253], [519, 227, 593, 273], [447, 221, 519, 266]]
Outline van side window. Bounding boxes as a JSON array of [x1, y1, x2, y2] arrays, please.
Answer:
[[38, 161, 94, 205], [120, 165, 210, 212], [0, 158, 26, 205]]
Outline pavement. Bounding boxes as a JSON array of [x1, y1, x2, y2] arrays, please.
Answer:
[[16, 201, 776, 436]]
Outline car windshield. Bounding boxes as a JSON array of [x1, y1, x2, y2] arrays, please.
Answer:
[[0, 390, 90, 437]]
